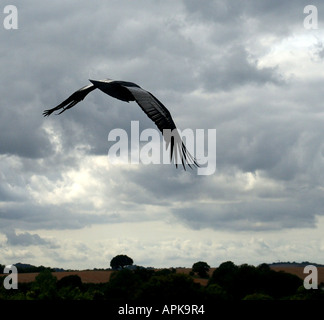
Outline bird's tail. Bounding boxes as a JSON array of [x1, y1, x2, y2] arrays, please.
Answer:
[[164, 129, 200, 170]]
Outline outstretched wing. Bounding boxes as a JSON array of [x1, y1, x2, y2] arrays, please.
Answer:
[[43, 84, 96, 117], [43, 78, 199, 169], [124, 85, 199, 169]]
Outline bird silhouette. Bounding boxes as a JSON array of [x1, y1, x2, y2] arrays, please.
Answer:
[[43, 78, 199, 169]]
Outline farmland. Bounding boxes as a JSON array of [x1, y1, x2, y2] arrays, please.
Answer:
[[1, 263, 323, 301], [12, 266, 324, 285]]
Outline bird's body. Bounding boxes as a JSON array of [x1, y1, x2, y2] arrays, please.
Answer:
[[43, 78, 198, 169]]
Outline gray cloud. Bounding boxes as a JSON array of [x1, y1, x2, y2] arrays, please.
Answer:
[[173, 199, 318, 232], [184, 0, 321, 35], [0, 201, 123, 231], [1, 0, 324, 267], [4, 229, 59, 248], [199, 45, 283, 92]]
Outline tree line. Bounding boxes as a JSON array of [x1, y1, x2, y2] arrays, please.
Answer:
[[1, 259, 323, 300]]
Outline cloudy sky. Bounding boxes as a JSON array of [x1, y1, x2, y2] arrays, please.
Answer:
[[1, 0, 324, 270]]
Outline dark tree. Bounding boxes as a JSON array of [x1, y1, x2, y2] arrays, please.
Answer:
[[57, 275, 82, 290], [30, 269, 57, 300], [208, 261, 303, 300], [110, 255, 133, 270], [138, 273, 202, 302], [192, 261, 210, 278]]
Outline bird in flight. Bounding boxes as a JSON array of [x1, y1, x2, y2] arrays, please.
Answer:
[[43, 78, 199, 169]]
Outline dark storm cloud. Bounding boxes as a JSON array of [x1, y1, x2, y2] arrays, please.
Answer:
[[1, 0, 324, 241], [182, 0, 324, 92], [0, 1, 197, 159], [0, 106, 53, 158], [184, 0, 323, 34], [199, 45, 282, 92], [0, 0, 286, 161], [213, 81, 324, 181]]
